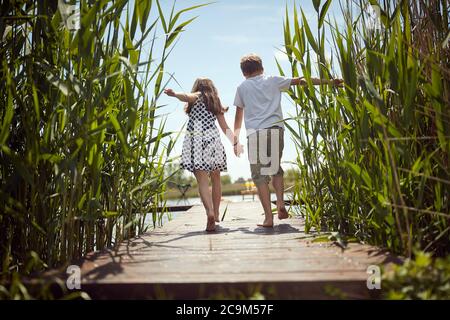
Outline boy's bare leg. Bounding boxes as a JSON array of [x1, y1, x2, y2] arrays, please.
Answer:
[[272, 175, 289, 219], [255, 182, 274, 227], [194, 170, 215, 231], [210, 170, 221, 222]]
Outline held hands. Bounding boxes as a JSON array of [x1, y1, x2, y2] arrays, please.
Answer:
[[228, 131, 243, 157], [164, 88, 176, 96], [233, 141, 244, 157]]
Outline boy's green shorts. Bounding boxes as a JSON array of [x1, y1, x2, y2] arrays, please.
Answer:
[[247, 126, 284, 185]]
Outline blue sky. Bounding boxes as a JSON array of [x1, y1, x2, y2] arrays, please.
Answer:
[[154, 0, 342, 181]]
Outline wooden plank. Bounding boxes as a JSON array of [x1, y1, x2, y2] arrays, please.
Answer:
[[78, 201, 400, 299]]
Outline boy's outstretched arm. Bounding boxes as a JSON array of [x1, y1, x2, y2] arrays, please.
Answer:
[[234, 107, 244, 156], [291, 77, 344, 86], [164, 88, 199, 103]]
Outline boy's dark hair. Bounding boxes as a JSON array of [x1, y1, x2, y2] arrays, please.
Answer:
[[240, 54, 264, 75]]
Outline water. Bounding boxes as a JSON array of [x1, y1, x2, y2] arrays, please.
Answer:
[[165, 193, 292, 206], [145, 193, 295, 227]]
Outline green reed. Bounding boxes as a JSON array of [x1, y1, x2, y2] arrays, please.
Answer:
[[0, 0, 203, 282], [281, 0, 449, 257]]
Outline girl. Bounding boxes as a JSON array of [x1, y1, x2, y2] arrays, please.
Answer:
[[164, 78, 242, 232]]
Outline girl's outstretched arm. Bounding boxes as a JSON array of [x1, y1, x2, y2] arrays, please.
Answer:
[[164, 88, 199, 103]]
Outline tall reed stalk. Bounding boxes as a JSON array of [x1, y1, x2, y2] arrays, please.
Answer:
[[281, 0, 449, 257], [0, 0, 202, 289]]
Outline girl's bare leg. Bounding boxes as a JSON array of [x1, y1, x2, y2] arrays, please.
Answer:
[[210, 170, 221, 222], [194, 170, 215, 231]]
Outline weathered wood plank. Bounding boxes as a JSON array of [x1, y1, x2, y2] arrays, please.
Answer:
[[78, 201, 400, 299]]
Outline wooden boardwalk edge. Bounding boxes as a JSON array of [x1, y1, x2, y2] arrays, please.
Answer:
[[80, 280, 380, 300], [37, 201, 399, 299]]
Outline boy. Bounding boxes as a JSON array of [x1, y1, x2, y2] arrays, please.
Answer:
[[233, 54, 343, 227]]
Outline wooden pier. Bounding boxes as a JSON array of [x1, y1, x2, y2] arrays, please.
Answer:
[[78, 201, 400, 299]]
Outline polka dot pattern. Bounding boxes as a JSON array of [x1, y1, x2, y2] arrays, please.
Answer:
[[180, 96, 227, 173]]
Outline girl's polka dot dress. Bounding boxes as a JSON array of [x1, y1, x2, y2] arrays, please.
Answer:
[[180, 96, 227, 173]]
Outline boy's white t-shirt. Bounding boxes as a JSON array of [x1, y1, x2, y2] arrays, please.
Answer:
[[234, 74, 292, 135]]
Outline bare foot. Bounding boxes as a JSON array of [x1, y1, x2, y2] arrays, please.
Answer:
[[277, 206, 289, 220], [257, 219, 274, 228], [214, 212, 220, 223], [206, 215, 216, 232]]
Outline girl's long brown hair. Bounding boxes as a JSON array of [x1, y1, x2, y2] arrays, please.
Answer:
[[185, 78, 228, 115]]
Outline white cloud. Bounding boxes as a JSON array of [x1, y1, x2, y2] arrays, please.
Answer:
[[244, 15, 280, 25], [211, 34, 253, 45], [211, 34, 276, 45], [218, 4, 272, 12]]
